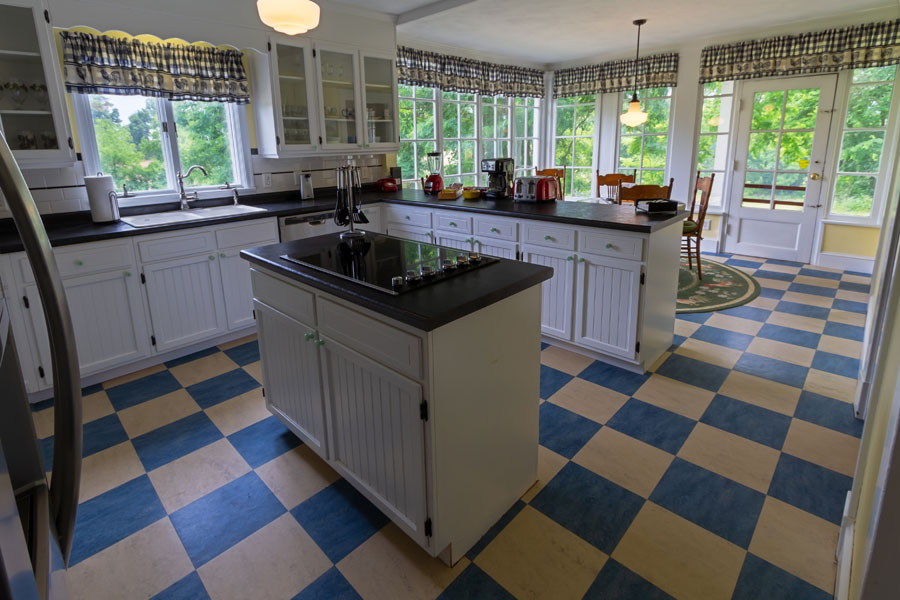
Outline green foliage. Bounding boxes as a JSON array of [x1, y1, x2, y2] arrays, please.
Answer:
[[173, 101, 234, 186], [91, 96, 165, 191]]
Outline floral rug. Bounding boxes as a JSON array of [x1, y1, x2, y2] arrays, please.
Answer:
[[677, 258, 761, 313]]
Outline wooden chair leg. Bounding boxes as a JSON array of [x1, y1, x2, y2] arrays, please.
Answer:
[[685, 237, 693, 269], [695, 237, 702, 280]]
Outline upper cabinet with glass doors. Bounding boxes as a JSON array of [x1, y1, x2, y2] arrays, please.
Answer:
[[0, 0, 74, 166], [314, 43, 362, 150], [360, 52, 398, 150]]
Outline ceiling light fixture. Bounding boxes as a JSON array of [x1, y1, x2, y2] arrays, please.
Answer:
[[620, 18, 649, 128], [257, 0, 321, 35]]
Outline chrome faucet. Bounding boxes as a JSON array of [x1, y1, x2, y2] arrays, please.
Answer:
[[176, 165, 208, 210]]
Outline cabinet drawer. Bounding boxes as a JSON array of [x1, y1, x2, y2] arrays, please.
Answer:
[[18, 239, 133, 283], [434, 211, 472, 234], [579, 230, 644, 261], [317, 297, 423, 381], [138, 230, 217, 263], [385, 206, 432, 229], [522, 221, 576, 250], [250, 269, 316, 327], [474, 216, 517, 241], [216, 219, 279, 249]]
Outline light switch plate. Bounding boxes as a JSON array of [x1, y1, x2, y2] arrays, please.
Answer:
[[262, 173, 272, 187]]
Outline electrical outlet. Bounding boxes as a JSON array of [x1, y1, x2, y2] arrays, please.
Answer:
[[293, 170, 300, 185], [262, 173, 272, 188]]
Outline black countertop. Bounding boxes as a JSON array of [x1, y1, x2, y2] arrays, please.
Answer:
[[0, 188, 686, 254], [241, 234, 554, 331]]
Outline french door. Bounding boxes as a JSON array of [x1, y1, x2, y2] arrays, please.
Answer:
[[724, 75, 837, 262]]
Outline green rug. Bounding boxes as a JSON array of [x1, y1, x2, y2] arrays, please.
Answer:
[[677, 258, 761, 314]]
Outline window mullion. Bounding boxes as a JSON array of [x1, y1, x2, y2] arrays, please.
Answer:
[[158, 99, 181, 190]]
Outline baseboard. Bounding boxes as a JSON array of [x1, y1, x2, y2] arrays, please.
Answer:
[[834, 491, 855, 600], [816, 251, 875, 274]]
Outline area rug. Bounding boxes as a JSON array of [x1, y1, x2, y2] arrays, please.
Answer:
[[677, 258, 761, 314]]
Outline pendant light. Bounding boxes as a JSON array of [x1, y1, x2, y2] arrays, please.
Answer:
[[620, 18, 649, 128], [257, 0, 321, 35]]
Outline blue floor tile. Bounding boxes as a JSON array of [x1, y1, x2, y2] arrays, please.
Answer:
[[766, 258, 804, 267], [291, 478, 389, 563], [846, 270, 871, 277], [700, 395, 791, 450], [577, 361, 649, 396], [798, 268, 842, 280], [292, 567, 362, 600], [754, 269, 795, 282], [735, 353, 808, 388], [82, 383, 104, 396], [105, 370, 182, 411], [82, 413, 129, 458], [132, 412, 223, 471], [466, 501, 525, 560], [823, 321, 865, 342], [437, 564, 515, 600], [758, 287, 785, 300], [733, 554, 832, 600], [540, 364, 574, 399], [70, 475, 166, 565], [725, 258, 764, 269], [584, 559, 675, 600], [669, 334, 687, 350], [833, 299, 867, 314], [164, 346, 220, 368], [30, 397, 54, 412], [691, 325, 754, 351], [650, 458, 765, 548], [675, 312, 711, 324], [718, 305, 771, 322], [531, 462, 644, 554], [794, 391, 863, 438], [757, 323, 821, 349], [151, 572, 210, 600], [186, 369, 260, 409], [654, 354, 730, 392], [768, 454, 852, 524], [540, 342, 550, 350], [606, 398, 695, 454], [775, 301, 830, 321], [838, 280, 870, 293], [538, 402, 601, 459], [788, 282, 837, 297], [224, 340, 260, 366], [811, 351, 860, 379], [227, 415, 301, 468], [171, 472, 284, 567]]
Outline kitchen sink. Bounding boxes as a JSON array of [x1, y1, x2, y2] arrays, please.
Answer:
[[121, 204, 267, 228]]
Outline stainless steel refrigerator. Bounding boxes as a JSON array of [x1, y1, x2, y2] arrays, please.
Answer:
[[0, 130, 82, 599]]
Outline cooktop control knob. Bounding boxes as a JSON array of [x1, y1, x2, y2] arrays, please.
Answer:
[[421, 265, 435, 277], [391, 276, 404, 287], [405, 269, 420, 282], [469, 252, 482, 262], [456, 255, 469, 266], [442, 259, 456, 271]]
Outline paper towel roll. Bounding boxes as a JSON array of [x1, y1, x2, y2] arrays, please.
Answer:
[[84, 175, 120, 223]]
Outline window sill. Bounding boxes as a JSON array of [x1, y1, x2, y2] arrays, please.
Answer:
[[118, 186, 254, 208]]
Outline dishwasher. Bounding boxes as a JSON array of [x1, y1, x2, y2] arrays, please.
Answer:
[[279, 212, 345, 241]]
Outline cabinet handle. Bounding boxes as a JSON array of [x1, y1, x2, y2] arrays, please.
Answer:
[[491, 227, 500, 233], [124, 271, 132, 277], [427, 232, 433, 238], [405, 215, 411, 220], [605, 242, 614, 249], [220, 252, 227, 258], [209, 255, 216, 260], [449, 222, 457, 227], [74, 259, 83, 266], [578, 257, 586, 263], [566, 255, 574, 261], [314, 339, 325, 347], [357, 144, 363, 148], [304, 332, 315, 341], [544, 235, 554, 241]]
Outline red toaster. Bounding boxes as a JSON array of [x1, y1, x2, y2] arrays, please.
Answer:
[[513, 176, 560, 202]]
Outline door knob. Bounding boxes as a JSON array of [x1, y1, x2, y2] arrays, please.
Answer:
[[809, 172, 822, 181]]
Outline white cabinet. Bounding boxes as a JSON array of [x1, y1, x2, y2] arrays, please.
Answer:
[[435, 231, 473, 252], [359, 205, 382, 233], [359, 51, 398, 150], [475, 238, 517, 259], [523, 245, 576, 340], [574, 253, 642, 359], [386, 224, 433, 243], [219, 247, 256, 331], [315, 43, 363, 150]]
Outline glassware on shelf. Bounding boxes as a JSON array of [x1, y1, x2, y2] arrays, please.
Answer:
[[6, 80, 27, 106]]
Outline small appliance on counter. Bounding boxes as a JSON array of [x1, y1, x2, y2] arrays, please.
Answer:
[[513, 176, 560, 202], [376, 177, 398, 192], [299, 172, 314, 199], [421, 151, 444, 195], [481, 158, 515, 198], [84, 174, 121, 223], [633, 199, 681, 214]]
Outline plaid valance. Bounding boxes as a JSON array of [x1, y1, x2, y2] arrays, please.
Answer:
[[553, 53, 679, 98], [397, 46, 544, 98], [59, 31, 250, 103], [700, 19, 900, 83]]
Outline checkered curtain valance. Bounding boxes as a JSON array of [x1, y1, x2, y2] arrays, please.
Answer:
[[699, 19, 900, 83], [396, 46, 545, 98], [59, 31, 250, 103], [553, 53, 679, 99]]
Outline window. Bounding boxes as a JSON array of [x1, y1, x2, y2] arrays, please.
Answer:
[[694, 81, 734, 208], [829, 66, 897, 219], [514, 97, 540, 177], [441, 91, 477, 187], [398, 84, 437, 188], [618, 87, 673, 185], [480, 95, 511, 183], [554, 95, 596, 198]]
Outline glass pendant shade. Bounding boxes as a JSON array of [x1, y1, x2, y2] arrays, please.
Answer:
[[257, 0, 321, 35], [620, 96, 648, 127]]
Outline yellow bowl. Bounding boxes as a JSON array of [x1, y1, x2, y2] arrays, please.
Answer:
[[462, 189, 482, 200]]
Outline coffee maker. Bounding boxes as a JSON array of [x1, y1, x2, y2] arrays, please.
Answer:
[[481, 158, 515, 198]]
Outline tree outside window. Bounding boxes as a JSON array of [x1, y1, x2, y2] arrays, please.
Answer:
[[514, 97, 540, 178], [618, 87, 672, 185], [398, 84, 437, 188], [480, 95, 511, 184], [441, 91, 477, 187], [694, 81, 734, 208], [554, 95, 595, 198]]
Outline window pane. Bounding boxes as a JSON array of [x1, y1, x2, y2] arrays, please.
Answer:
[[481, 106, 495, 138], [173, 101, 234, 187], [497, 107, 509, 138], [90, 95, 166, 192], [641, 135, 667, 168], [846, 83, 894, 128], [555, 138, 573, 166], [774, 172, 806, 210], [556, 106, 574, 136], [643, 98, 670, 133], [751, 91, 784, 130], [702, 82, 722, 96], [839, 131, 885, 173], [415, 101, 435, 138], [460, 140, 475, 173], [514, 107, 526, 137], [442, 91, 458, 101], [498, 140, 509, 158], [460, 93, 475, 102], [573, 138, 592, 167], [481, 140, 495, 160], [743, 171, 773, 207], [415, 87, 435, 99], [696, 135, 716, 170], [572, 169, 592, 196], [398, 142, 415, 180], [398, 84, 414, 97], [641, 170, 665, 185], [852, 66, 897, 83], [783, 88, 819, 129], [747, 132, 778, 169], [832, 175, 876, 216], [701, 95, 732, 133], [460, 103, 476, 138], [778, 131, 813, 171], [442, 102, 458, 138], [399, 99, 414, 139], [416, 140, 436, 176], [574, 104, 594, 135], [618, 135, 640, 169], [444, 140, 459, 175]]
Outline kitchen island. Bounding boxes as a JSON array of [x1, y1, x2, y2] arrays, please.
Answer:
[[241, 232, 552, 565]]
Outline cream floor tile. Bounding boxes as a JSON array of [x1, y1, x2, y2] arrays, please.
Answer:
[[782, 419, 860, 477], [766, 310, 826, 333], [67, 518, 192, 600], [705, 313, 764, 336], [200, 513, 331, 600], [828, 309, 867, 327], [747, 296, 779, 311], [675, 338, 743, 369], [647, 350, 671, 373], [548, 378, 628, 424], [793, 275, 839, 289], [243, 360, 264, 384], [256, 444, 339, 509], [117, 389, 201, 439], [746, 337, 815, 367], [674, 318, 701, 337], [804, 369, 858, 403], [612, 503, 745, 600], [842, 274, 870, 285], [32, 391, 114, 440], [475, 506, 607, 600], [148, 439, 251, 513], [541, 345, 595, 376], [835, 289, 869, 303], [677, 423, 780, 493], [759, 263, 801, 275], [781, 291, 834, 309], [217, 334, 257, 351], [339, 522, 468, 600], [755, 277, 791, 291], [705, 254, 728, 263], [205, 388, 269, 436], [735, 266, 756, 275], [79, 442, 145, 502], [574, 427, 674, 498], [169, 352, 239, 387], [719, 371, 801, 416], [102, 363, 167, 389], [520, 445, 568, 503], [731, 254, 765, 263], [818, 335, 863, 359], [633, 374, 715, 420], [749, 497, 839, 594]]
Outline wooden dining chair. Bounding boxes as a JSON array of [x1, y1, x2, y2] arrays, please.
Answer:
[[617, 178, 674, 204], [682, 171, 715, 279], [536, 168, 565, 198], [596, 170, 636, 203]]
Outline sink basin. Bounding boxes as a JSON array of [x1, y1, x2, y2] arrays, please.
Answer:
[[121, 204, 267, 228]]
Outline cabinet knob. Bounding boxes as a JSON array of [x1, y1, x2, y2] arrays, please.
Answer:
[[605, 242, 613, 249], [124, 270, 132, 277], [220, 252, 227, 258], [357, 144, 363, 148], [304, 332, 315, 341], [566, 255, 574, 261], [449, 222, 457, 227], [544, 235, 554, 241], [74, 259, 83, 266], [209, 255, 216, 260], [578, 257, 586, 263], [491, 227, 500, 233], [405, 215, 410, 220], [314, 339, 325, 347]]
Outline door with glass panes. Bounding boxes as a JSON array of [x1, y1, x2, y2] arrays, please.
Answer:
[[724, 75, 837, 262]]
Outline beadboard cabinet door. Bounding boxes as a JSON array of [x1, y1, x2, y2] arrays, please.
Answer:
[[475, 238, 517, 260], [574, 252, 642, 359], [435, 231, 473, 252], [219, 247, 256, 331], [523, 244, 576, 340]]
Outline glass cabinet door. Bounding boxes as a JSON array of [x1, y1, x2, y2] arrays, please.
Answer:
[[316, 47, 360, 147], [361, 55, 396, 148], [275, 43, 314, 148]]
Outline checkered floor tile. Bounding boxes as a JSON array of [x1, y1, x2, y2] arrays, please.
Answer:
[[32, 253, 867, 600]]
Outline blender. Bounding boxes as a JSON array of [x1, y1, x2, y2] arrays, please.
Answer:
[[421, 151, 444, 195]]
